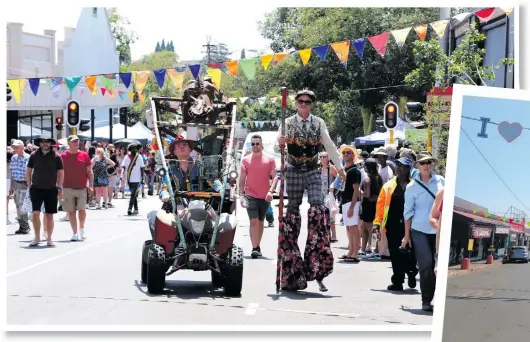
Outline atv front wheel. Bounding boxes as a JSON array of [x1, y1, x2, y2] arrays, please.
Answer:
[[141, 240, 153, 284], [222, 245, 243, 296], [147, 244, 167, 294]]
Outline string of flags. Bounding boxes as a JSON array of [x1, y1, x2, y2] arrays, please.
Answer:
[[471, 209, 528, 228], [236, 120, 281, 129], [6, 7, 513, 105]]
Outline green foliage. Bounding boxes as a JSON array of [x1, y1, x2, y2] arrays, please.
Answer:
[[155, 42, 161, 52], [107, 8, 138, 66]]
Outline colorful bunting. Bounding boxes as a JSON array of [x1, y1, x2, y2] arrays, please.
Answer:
[[188, 64, 201, 79], [313, 45, 330, 61], [391, 28, 411, 48], [368, 32, 390, 57], [353, 38, 366, 59], [100, 74, 117, 90], [119, 73, 132, 88], [475, 8, 495, 22], [207, 63, 223, 69], [430, 20, 450, 38], [7, 79, 26, 104], [260, 54, 273, 70], [134, 71, 150, 94], [28, 78, 40, 96], [109, 89, 116, 100], [331, 41, 351, 67], [153, 69, 167, 88], [206, 68, 222, 89], [65, 76, 82, 94], [85, 76, 97, 93], [224, 60, 239, 77], [166, 68, 185, 91], [298, 49, 312, 65], [239, 57, 258, 80], [414, 25, 428, 41], [239, 97, 248, 103], [118, 90, 126, 101], [128, 92, 135, 100], [274, 52, 289, 66]]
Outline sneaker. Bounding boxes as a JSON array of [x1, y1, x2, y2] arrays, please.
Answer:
[[43, 230, 48, 241], [268, 222, 274, 227], [107, 203, 114, 208], [127, 209, 133, 215], [102, 203, 107, 209], [133, 209, 139, 215], [387, 284, 404, 291], [71, 234, 80, 242], [7, 218, 13, 225], [407, 273, 417, 289], [79, 228, 86, 240], [422, 303, 434, 312], [251, 248, 260, 259]]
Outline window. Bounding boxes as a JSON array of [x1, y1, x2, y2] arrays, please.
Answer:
[[92, 8, 97, 17]]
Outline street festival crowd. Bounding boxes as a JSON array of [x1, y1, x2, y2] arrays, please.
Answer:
[[6, 88, 444, 312]]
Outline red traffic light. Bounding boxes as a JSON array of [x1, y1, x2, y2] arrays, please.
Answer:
[[56, 117, 63, 124]]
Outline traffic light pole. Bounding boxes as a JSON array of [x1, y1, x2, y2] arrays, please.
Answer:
[[109, 108, 113, 143]]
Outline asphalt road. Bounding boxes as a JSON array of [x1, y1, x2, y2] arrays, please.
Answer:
[[442, 262, 530, 341], [6, 194, 432, 326]]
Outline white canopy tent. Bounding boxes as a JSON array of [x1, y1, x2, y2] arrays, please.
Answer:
[[78, 123, 153, 143]]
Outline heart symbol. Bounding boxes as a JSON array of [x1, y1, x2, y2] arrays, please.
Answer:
[[498, 121, 523, 143]]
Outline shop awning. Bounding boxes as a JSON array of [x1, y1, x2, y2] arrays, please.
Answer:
[[454, 209, 516, 234]]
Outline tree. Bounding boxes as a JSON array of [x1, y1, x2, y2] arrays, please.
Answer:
[[161, 39, 166, 51], [107, 8, 138, 66], [167, 41, 174, 52], [404, 22, 514, 173], [240, 48, 246, 60], [255, 8, 440, 140], [155, 42, 161, 52], [203, 42, 231, 64]]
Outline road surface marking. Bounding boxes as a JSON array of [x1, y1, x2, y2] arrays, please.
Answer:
[[261, 307, 360, 318], [7, 228, 142, 278], [245, 303, 260, 315]]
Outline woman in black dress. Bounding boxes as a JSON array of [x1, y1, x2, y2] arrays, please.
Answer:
[[360, 158, 382, 255]]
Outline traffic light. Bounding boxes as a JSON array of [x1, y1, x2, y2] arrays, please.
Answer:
[[79, 119, 91, 132], [383, 101, 399, 129], [66, 100, 80, 127], [7, 82, 12, 102], [406, 102, 423, 112], [55, 117, 64, 130]]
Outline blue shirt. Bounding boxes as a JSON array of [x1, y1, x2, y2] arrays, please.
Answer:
[[404, 171, 445, 235], [9, 153, 30, 181]]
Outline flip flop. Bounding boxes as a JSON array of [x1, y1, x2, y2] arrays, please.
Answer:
[[28, 240, 40, 247], [47, 241, 55, 247], [343, 256, 360, 262], [338, 254, 350, 259]]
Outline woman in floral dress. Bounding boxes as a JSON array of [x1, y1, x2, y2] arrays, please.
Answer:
[[92, 148, 115, 209]]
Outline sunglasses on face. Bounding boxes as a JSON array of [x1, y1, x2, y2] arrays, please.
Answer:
[[418, 160, 433, 166], [251, 142, 260, 146], [319, 155, 328, 159], [297, 100, 312, 105], [342, 151, 352, 155]]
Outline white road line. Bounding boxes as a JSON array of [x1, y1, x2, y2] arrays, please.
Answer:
[[7, 228, 142, 278], [261, 307, 360, 318], [245, 303, 260, 315]]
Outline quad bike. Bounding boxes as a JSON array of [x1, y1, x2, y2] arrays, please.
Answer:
[[141, 92, 243, 296]]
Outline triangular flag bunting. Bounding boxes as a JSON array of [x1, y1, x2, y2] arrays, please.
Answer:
[[188, 64, 201, 79], [80, 88, 85, 95], [298, 49, 312, 65], [224, 61, 239, 77], [109, 89, 115, 99], [270, 96, 278, 103], [128, 92, 135, 100], [134, 71, 150, 94], [28, 78, 40, 96], [352, 38, 366, 59], [391, 28, 411, 49], [475, 8, 495, 22], [153, 69, 166, 88], [65, 76, 82, 94], [101, 88, 107, 96], [118, 90, 125, 100], [368, 32, 390, 57], [274, 52, 289, 66], [313, 45, 330, 61], [239, 97, 248, 104], [167, 69, 185, 91], [206, 68, 222, 89], [258, 97, 266, 105], [119, 73, 132, 88], [139, 93, 145, 104], [502, 7, 513, 16], [414, 24, 428, 41], [7, 79, 26, 104], [260, 54, 273, 70], [239, 58, 258, 80], [430, 20, 449, 38], [85, 76, 97, 93], [207, 63, 223, 69], [331, 41, 350, 67], [100, 74, 117, 90]]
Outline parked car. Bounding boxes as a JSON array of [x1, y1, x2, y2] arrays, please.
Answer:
[[502, 246, 529, 264]]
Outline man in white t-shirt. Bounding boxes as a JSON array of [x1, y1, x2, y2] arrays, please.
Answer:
[[121, 143, 144, 215]]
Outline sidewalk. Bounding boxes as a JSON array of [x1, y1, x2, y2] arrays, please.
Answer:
[[447, 258, 503, 277]]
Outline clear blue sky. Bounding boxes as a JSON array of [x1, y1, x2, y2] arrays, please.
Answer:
[[455, 95, 530, 216]]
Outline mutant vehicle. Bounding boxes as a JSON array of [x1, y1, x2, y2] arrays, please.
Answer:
[[141, 77, 243, 296]]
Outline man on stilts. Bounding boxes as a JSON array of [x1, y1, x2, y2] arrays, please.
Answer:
[[274, 89, 346, 292]]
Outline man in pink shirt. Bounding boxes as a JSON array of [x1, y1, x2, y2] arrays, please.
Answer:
[[239, 134, 278, 258]]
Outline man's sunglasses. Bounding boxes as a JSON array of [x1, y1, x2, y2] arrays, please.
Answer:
[[342, 151, 352, 155], [418, 160, 433, 166], [297, 100, 312, 105], [251, 142, 260, 146]]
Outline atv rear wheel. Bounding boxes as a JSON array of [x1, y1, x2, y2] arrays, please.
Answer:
[[147, 244, 167, 294], [222, 245, 243, 296], [141, 240, 153, 284]]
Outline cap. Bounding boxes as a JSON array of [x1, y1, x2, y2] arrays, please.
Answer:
[[11, 139, 24, 147], [395, 157, 413, 168], [67, 135, 80, 142], [294, 89, 316, 102]]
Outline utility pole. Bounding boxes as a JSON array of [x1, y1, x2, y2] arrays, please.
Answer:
[[202, 36, 217, 64]]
